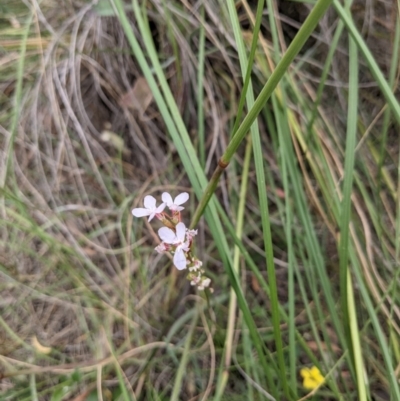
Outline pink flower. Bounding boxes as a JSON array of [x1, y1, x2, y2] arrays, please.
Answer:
[[132, 195, 166, 222], [186, 229, 198, 242], [162, 192, 189, 212], [189, 259, 203, 272], [155, 242, 169, 253], [190, 274, 201, 286], [158, 222, 190, 270]]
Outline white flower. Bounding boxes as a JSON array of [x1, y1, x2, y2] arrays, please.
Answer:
[[198, 277, 211, 290], [158, 222, 189, 270], [162, 192, 189, 212], [132, 195, 166, 222], [188, 259, 202, 272]]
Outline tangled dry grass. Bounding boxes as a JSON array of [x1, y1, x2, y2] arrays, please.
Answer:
[[1, 0, 399, 400]]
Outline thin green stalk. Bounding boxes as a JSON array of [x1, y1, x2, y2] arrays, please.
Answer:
[[225, 0, 290, 396], [279, 111, 350, 362], [231, 0, 265, 135], [242, 329, 256, 400], [216, 202, 344, 398], [277, 104, 297, 395], [378, 16, 400, 259], [215, 136, 252, 399], [350, 253, 400, 399], [339, 4, 358, 359], [222, 0, 333, 162], [397, 149, 400, 261], [0, 314, 30, 351], [265, 0, 280, 58], [30, 374, 38, 401], [333, 0, 400, 125], [306, 4, 349, 133], [159, 0, 181, 85], [170, 312, 197, 401], [275, 93, 347, 396], [191, 0, 333, 226], [347, 270, 367, 401], [197, 2, 206, 169], [101, 324, 134, 401]]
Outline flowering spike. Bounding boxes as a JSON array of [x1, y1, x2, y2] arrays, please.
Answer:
[[132, 192, 211, 291]]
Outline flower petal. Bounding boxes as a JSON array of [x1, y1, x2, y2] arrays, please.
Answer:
[[161, 192, 173, 205], [143, 195, 156, 209], [175, 222, 186, 241], [158, 227, 176, 243], [132, 208, 151, 217], [174, 249, 187, 270], [303, 377, 317, 390], [300, 368, 311, 379], [174, 192, 189, 206], [310, 367, 324, 384], [155, 202, 166, 213]]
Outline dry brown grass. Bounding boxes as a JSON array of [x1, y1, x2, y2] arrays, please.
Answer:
[[0, 0, 399, 399]]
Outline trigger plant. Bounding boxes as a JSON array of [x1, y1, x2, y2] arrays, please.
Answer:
[[132, 192, 212, 291]]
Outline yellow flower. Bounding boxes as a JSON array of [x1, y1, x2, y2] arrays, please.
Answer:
[[300, 366, 325, 390]]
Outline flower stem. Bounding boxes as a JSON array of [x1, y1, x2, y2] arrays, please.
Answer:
[[190, 161, 227, 229]]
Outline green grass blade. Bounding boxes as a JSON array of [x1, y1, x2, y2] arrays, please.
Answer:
[[111, 0, 273, 390], [170, 312, 197, 401], [231, 0, 265, 134], [215, 135, 252, 400], [221, 0, 334, 163], [351, 254, 400, 399], [225, 0, 290, 397], [347, 270, 367, 401], [190, 0, 333, 225], [197, 3, 206, 169], [339, 8, 359, 355], [333, 0, 400, 125]]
